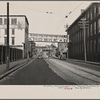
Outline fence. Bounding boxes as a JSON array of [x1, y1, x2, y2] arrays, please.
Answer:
[[0, 45, 23, 64]]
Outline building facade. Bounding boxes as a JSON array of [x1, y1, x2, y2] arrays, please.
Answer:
[[68, 3, 100, 62], [0, 15, 29, 58]]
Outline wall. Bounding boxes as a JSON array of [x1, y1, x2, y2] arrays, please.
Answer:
[[0, 16, 29, 59]]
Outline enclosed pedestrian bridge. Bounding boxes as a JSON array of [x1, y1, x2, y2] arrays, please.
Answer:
[[29, 33, 67, 43]]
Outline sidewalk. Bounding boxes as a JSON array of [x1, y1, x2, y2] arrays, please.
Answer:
[[52, 55, 100, 66], [0, 59, 28, 76], [67, 58, 100, 66]]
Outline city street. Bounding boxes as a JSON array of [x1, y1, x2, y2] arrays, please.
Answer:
[[0, 57, 75, 85], [0, 55, 100, 85]]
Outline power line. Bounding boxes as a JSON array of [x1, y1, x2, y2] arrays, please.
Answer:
[[55, 2, 84, 33], [9, 2, 84, 34], [10, 2, 83, 17], [10, 3, 65, 17]]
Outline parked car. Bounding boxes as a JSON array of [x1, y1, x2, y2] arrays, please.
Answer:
[[38, 55, 43, 59]]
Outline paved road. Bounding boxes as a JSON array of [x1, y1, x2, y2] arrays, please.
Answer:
[[0, 58, 75, 85], [46, 58, 100, 85]]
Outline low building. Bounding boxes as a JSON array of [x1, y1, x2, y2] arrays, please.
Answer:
[[67, 3, 100, 62], [28, 41, 36, 58], [0, 15, 29, 58]]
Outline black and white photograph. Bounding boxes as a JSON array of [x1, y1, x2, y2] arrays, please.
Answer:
[[0, 0, 100, 86]]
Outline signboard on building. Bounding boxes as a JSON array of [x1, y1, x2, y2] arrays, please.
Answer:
[[29, 33, 67, 43]]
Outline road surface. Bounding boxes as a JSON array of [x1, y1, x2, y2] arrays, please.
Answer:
[[0, 58, 75, 85], [0, 56, 100, 85]]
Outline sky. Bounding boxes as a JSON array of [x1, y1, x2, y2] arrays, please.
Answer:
[[0, 1, 100, 46]]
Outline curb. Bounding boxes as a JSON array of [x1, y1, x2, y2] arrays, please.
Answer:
[[66, 59, 100, 66], [52, 56, 100, 66], [0, 60, 30, 80]]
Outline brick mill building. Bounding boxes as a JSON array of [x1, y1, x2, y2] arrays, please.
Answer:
[[68, 3, 100, 62]]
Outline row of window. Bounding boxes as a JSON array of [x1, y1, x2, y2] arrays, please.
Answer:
[[4, 37, 15, 45], [0, 29, 15, 35], [70, 38, 100, 55], [86, 38, 100, 53], [68, 5, 100, 36], [87, 5, 100, 20], [71, 18, 100, 42], [0, 18, 17, 25]]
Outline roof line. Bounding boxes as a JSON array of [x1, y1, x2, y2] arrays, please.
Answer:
[[0, 15, 29, 25]]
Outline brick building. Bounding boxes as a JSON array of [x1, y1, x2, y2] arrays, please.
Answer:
[[67, 3, 100, 62]]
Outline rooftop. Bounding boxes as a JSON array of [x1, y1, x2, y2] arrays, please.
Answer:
[[0, 15, 29, 25], [68, 2, 100, 30]]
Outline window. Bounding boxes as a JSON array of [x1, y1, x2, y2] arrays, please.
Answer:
[[12, 37, 15, 45], [94, 6, 97, 17], [5, 29, 7, 35], [94, 21, 96, 34], [90, 9, 93, 20], [78, 32, 80, 41], [82, 44, 83, 53], [90, 24, 93, 36], [93, 39, 96, 52], [11, 18, 17, 25], [80, 31, 82, 40], [87, 26, 89, 37], [90, 40, 93, 53], [0, 18, 2, 25], [97, 37, 100, 53], [4, 37, 7, 45], [4, 18, 7, 25], [98, 18, 100, 33], [87, 41, 89, 53], [12, 29, 15, 35], [87, 12, 89, 20], [82, 30, 84, 40], [98, 6, 100, 14]]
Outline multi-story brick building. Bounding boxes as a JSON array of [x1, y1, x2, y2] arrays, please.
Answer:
[[0, 15, 29, 58], [67, 3, 100, 62]]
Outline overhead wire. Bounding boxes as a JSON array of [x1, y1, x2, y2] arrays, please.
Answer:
[[9, 2, 84, 34], [9, 3, 65, 17], [55, 2, 84, 33]]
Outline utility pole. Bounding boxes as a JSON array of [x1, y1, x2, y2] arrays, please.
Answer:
[[78, 18, 88, 61], [6, 2, 9, 70], [66, 24, 69, 60]]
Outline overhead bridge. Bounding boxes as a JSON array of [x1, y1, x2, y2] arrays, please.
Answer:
[[29, 33, 68, 43]]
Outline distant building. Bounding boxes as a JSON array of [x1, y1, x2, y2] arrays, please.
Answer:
[[0, 15, 29, 58], [28, 41, 36, 57], [67, 3, 100, 62]]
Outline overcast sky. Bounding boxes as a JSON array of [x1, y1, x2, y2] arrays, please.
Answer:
[[0, 1, 100, 46]]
